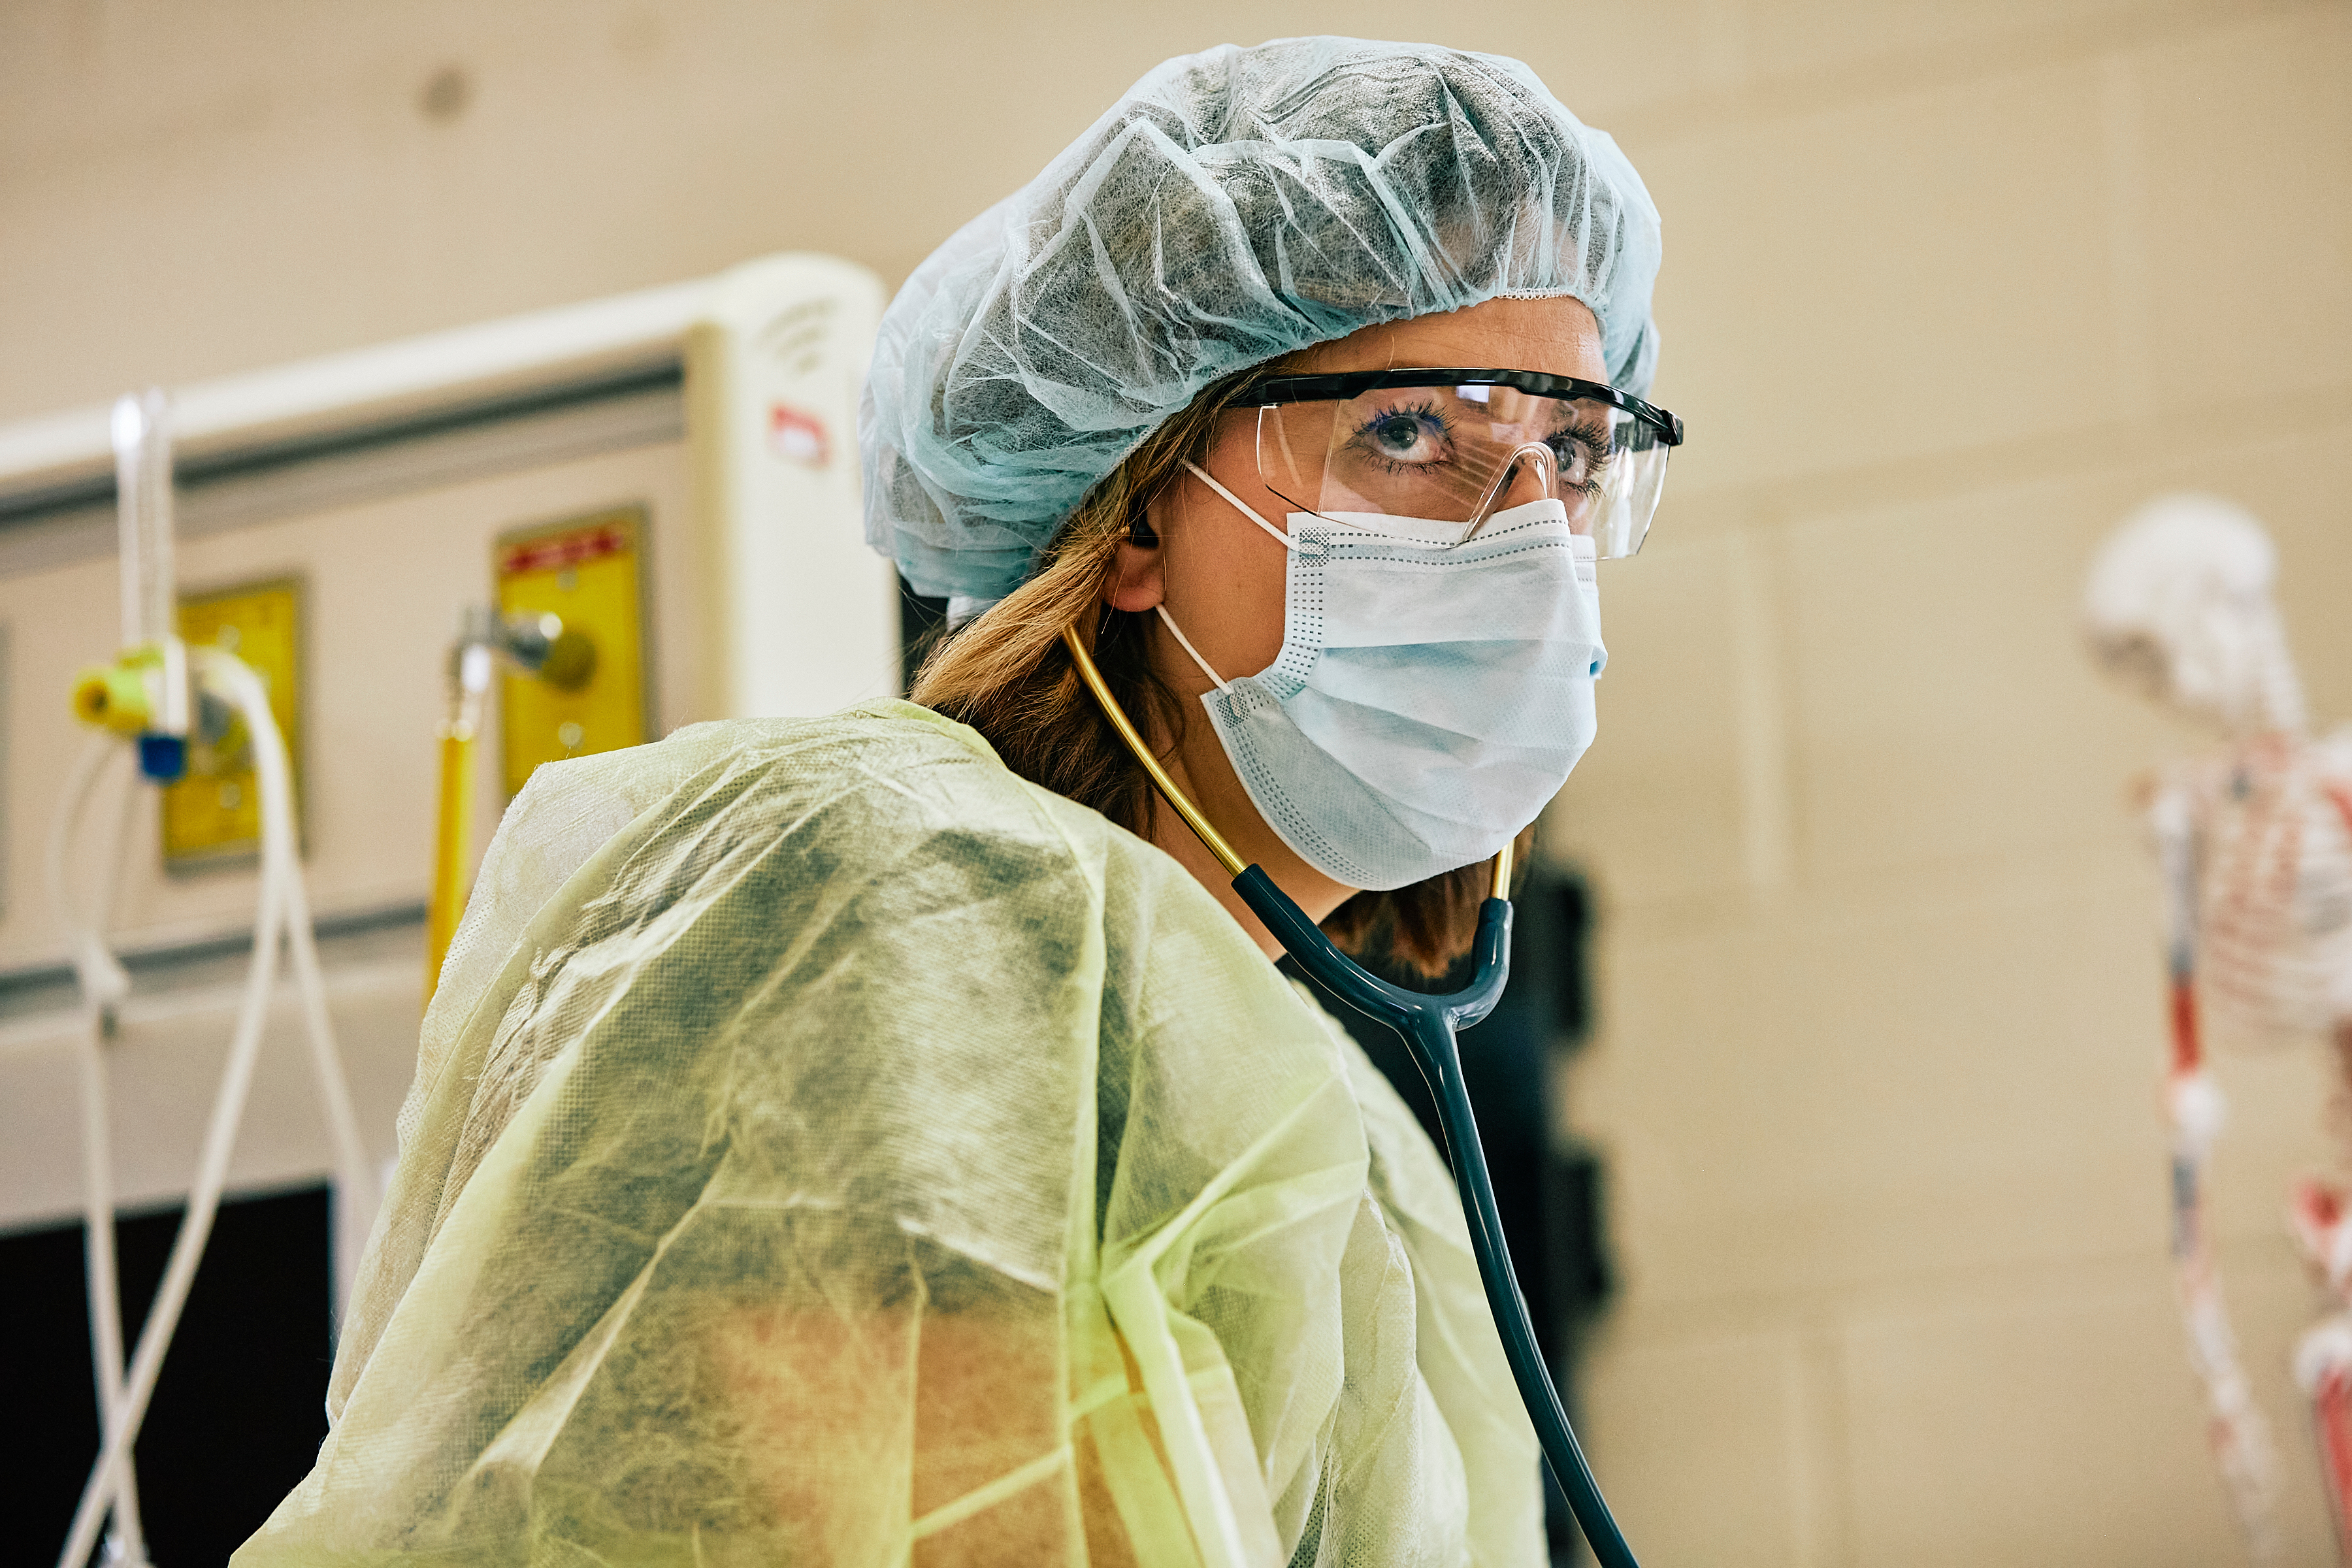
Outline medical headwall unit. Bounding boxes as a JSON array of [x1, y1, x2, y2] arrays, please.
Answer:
[[0, 252, 892, 1243]]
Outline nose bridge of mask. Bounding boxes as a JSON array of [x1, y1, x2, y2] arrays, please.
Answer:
[[1171, 461, 1602, 678], [1305, 501, 1581, 551], [1308, 529, 1603, 691], [1181, 459, 1580, 549]]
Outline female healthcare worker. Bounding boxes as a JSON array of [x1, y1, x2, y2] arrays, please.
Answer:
[[235, 35, 1675, 1568]]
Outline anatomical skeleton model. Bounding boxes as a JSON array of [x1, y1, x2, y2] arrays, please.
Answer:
[[2087, 495, 2352, 1564]]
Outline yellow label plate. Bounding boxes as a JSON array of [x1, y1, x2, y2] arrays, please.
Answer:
[[163, 578, 303, 865], [494, 508, 648, 797]]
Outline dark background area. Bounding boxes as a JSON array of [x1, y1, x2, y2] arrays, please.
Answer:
[[6, 1186, 332, 1568]]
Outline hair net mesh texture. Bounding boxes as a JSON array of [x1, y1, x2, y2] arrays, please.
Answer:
[[860, 35, 1663, 604], [237, 703, 1542, 1566]]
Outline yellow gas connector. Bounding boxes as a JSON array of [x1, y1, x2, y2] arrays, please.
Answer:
[[72, 648, 160, 736]]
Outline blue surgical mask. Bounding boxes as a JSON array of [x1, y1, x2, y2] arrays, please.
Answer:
[[1160, 462, 1605, 891]]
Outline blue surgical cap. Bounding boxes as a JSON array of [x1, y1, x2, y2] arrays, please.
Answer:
[[860, 35, 1664, 604]]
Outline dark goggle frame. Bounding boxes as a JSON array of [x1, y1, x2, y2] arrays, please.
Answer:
[[1250, 367, 1685, 448], [1239, 367, 1686, 554]]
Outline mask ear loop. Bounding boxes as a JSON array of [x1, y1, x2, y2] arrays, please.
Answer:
[[1154, 606, 1230, 694], [1182, 461, 1296, 551], [1156, 459, 1285, 696]]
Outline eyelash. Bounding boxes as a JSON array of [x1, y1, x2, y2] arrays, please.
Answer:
[[1551, 426, 1614, 496], [1350, 399, 1456, 474]]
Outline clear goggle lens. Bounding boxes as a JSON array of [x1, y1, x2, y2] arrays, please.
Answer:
[[1251, 378, 1678, 557]]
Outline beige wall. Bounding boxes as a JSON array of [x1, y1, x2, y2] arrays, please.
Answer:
[[7, 0, 2351, 1561], [1535, 6, 2352, 1563]]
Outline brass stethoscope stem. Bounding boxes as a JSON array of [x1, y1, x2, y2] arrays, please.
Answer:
[[1061, 623, 1247, 875], [1059, 622, 1511, 897]]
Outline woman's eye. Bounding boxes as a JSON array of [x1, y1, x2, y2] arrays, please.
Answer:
[[1359, 410, 1447, 465], [1550, 431, 1610, 489]]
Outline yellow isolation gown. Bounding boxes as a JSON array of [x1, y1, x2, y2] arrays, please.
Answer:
[[235, 700, 1542, 1567]]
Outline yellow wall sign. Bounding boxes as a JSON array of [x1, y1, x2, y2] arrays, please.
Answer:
[[494, 508, 648, 797], [163, 578, 303, 866]]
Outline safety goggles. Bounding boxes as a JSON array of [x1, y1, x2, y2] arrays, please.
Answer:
[[1244, 368, 1685, 557]]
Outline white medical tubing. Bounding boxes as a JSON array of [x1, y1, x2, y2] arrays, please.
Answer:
[[50, 734, 147, 1567], [55, 649, 362, 1568], [54, 668, 283, 1568], [203, 647, 377, 1275], [272, 755, 378, 1303]]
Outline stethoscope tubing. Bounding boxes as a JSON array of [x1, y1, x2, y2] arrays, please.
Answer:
[[1233, 866, 1642, 1568], [1057, 622, 1639, 1562]]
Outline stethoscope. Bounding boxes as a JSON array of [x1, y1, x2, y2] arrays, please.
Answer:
[[1062, 625, 1641, 1568]]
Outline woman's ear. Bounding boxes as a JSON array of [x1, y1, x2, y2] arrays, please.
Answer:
[[1103, 500, 1167, 612]]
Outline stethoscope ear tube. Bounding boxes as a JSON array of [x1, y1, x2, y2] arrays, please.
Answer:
[[1232, 866, 1643, 1568]]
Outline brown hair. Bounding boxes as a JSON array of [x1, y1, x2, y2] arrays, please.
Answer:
[[911, 367, 1530, 981]]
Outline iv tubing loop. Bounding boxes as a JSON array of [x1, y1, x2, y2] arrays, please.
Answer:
[[54, 649, 376, 1568], [1060, 622, 1642, 1568], [50, 734, 147, 1567]]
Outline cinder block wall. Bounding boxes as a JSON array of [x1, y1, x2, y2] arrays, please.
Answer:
[[6, 3, 2347, 1561], [1544, 6, 2352, 1563]]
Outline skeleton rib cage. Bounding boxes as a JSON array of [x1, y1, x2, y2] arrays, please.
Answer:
[[2183, 730, 2352, 1043]]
